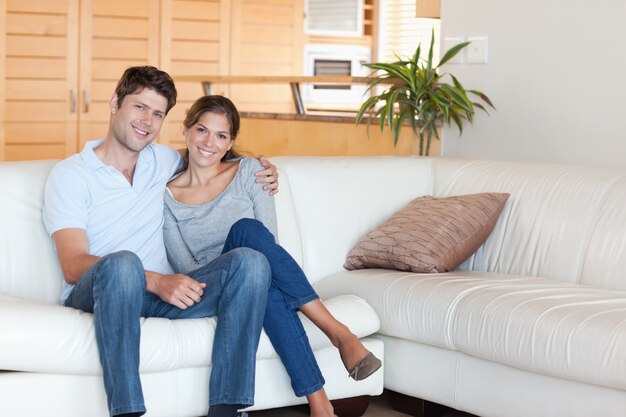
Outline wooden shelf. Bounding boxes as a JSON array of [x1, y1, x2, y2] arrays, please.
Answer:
[[174, 75, 376, 115], [174, 75, 373, 84]]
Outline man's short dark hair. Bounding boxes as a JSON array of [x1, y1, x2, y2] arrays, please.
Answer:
[[114, 66, 177, 114]]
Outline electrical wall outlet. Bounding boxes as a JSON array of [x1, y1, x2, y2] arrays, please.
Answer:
[[466, 36, 489, 64]]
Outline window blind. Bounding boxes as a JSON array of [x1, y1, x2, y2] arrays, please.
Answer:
[[378, 0, 441, 64], [305, 0, 363, 35]]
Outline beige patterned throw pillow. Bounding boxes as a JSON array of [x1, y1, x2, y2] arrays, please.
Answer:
[[344, 193, 510, 273]]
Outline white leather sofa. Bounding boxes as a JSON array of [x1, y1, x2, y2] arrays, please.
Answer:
[[271, 156, 626, 417], [2, 155, 626, 417], [0, 159, 383, 417]]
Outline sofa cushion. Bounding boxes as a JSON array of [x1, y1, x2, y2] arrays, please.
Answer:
[[315, 269, 626, 392], [344, 193, 509, 273], [0, 294, 379, 375]]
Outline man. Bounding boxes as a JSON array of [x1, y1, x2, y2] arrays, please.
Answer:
[[43, 66, 278, 417]]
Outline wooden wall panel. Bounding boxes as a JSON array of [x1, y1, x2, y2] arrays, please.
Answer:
[[171, 20, 219, 40], [5, 124, 69, 144], [92, 39, 150, 59], [172, 1, 219, 18], [6, 13, 67, 35], [6, 80, 67, 100], [415, 0, 440, 18], [6, 0, 68, 14], [7, 102, 68, 123], [6, 35, 67, 57], [159, 0, 223, 148], [78, 0, 160, 152], [6, 57, 67, 78], [229, 0, 303, 113], [5, 144, 67, 161], [1, 0, 411, 161], [235, 118, 440, 157], [170, 40, 219, 61], [0, 0, 5, 161], [92, 17, 149, 38], [91, 0, 149, 17], [3, 0, 78, 160]]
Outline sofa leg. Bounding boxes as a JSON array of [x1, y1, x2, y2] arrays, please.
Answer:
[[383, 389, 478, 417], [331, 395, 371, 417]]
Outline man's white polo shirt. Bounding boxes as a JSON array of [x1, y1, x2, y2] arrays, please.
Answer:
[[43, 140, 182, 304]]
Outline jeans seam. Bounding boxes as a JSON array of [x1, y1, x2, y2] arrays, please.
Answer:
[[284, 298, 325, 395], [286, 293, 319, 309], [110, 404, 146, 415], [209, 396, 253, 407], [294, 381, 325, 397]]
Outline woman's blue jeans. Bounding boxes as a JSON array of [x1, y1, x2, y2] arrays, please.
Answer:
[[64, 247, 271, 417], [222, 218, 326, 397]]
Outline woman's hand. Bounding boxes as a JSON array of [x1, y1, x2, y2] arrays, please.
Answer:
[[256, 156, 279, 196]]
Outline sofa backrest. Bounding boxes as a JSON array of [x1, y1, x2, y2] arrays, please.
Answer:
[[578, 176, 626, 290], [272, 156, 435, 283], [2, 156, 625, 304], [273, 156, 626, 291], [431, 159, 626, 287], [0, 160, 64, 304]]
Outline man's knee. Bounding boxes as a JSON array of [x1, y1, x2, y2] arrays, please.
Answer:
[[97, 250, 145, 291]]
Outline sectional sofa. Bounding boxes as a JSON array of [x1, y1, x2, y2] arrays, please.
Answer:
[[1, 155, 626, 417], [273, 156, 626, 417], [0, 158, 383, 417]]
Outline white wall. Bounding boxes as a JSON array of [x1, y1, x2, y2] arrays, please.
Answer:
[[440, 0, 626, 169]]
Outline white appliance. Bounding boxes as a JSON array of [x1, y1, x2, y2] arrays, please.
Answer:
[[303, 45, 371, 108]]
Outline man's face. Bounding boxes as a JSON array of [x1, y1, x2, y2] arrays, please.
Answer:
[[109, 88, 168, 153]]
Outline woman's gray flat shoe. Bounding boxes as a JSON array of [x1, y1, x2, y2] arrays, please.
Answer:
[[347, 352, 382, 381]]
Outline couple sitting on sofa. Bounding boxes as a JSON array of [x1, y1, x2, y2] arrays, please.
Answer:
[[42, 66, 381, 417]]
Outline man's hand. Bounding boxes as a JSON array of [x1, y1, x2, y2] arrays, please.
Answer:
[[256, 155, 279, 196], [145, 271, 206, 310]]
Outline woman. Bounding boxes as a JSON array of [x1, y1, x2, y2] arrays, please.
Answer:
[[163, 96, 381, 417]]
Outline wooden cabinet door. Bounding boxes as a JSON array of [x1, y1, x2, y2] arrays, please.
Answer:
[[158, 0, 227, 149], [228, 0, 304, 113], [1, 0, 161, 160], [3, 0, 79, 161], [77, 0, 160, 151]]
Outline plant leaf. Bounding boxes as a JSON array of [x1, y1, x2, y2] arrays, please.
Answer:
[[468, 90, 495, 109], [355, 95, 381, 124], [437, 41, 470, 68], [426, 28, 435, 76]]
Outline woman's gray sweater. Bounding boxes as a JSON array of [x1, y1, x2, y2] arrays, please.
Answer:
[[163, 157, 277, 274]]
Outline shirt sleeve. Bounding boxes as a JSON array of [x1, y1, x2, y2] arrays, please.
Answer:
[[243, 158, 279, 240], [42, 162, 90, 236], [156, 144, 184, 179]]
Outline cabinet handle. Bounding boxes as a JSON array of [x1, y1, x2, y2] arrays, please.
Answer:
[[83, 89, 90, 113], [70, 89, 77, 113]]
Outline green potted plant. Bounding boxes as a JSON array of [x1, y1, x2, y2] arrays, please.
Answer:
[[356, 30, 494, 156]]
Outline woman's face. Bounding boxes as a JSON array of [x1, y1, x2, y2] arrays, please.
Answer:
[[185, 111, 233, 168]]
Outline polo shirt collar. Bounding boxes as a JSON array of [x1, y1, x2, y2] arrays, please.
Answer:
[[81, 139, 153, 172], [81, 139, 106, 171]]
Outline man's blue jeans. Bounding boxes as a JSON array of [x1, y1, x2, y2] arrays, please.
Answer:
[[64, 247, 271, 417], [222, 218, 326, 397]]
